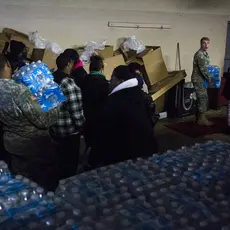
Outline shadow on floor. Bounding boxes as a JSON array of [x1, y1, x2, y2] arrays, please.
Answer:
[[155, 107, 230, 153]]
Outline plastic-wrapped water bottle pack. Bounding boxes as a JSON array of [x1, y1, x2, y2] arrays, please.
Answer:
[[56, 141, 230, 230], [2, 141, 230, 229], [0, 161, 78, 230], [13, 61, 65, 112], [204, 65, 220, 88]]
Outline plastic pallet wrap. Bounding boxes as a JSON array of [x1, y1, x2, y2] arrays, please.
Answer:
[[0, 161, 75, 230], [56, 141, 230, 230], [204, 65, 220, 88]]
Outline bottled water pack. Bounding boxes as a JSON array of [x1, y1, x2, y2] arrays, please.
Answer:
[[13, 61, 66, 112], [56, 141, 230, 230], [204, 65, 220, 88], [2, 141, 230, 229], [0, 161, 76, 230]]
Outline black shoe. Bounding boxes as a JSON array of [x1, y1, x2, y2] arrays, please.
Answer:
[[224, 127, 230, 135]]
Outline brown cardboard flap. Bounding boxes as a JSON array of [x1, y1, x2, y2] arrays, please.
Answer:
[[0, 33, 9, 42], [31, 49, 44, 62], [136, 47, 154, 58], [155, 95, 165, 113], [96, 46, 114, 59], [149, 70, 186, 101], [120, 46, 155, 61], [145, 46, 161, 50], [3, 28, 28, 40], [84, 64, 90, 74], [113, 49, 122, 56], [142, 48, 168, 86], [126, 47, 168, 87], [43, 50, 57, 70], [31, 49, 57, 70], [119, 46, 139, 61], [103, 55, 125, 80], [0, 33, 9, 52], [84, 54, 125, 80]]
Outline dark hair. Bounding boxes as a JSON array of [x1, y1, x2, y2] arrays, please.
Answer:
[[113, 65, 133, 81], [0, 54, 9, 75], [9, 40, 26, 56], [89, 55, 104, 72], [128, 62, 141, 74], [200, 37, 210, 44], [128, 63, 144, 87], [56, 53, 73, 70], [63, 49, 79, 63]]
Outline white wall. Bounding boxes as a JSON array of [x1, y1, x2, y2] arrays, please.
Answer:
[[0, 0, 229, 81]]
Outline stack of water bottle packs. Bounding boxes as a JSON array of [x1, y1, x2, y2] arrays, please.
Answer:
[[1, 141, 230, 229], [13, 61, 65, 112], [0, 161, 79, 230], [56, 141, 230, 230], [204, 65, 220, 88]]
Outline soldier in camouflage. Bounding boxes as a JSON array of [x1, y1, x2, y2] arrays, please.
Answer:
[[0, 54, 60, 191], [191, 37, 213, 126]]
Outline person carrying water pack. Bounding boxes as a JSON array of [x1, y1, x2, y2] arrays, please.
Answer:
[[0, 54, 59, 191]]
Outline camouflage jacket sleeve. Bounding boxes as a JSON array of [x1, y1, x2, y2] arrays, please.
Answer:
[[15, 85, 59, 129], [197, 53, 211, 81]]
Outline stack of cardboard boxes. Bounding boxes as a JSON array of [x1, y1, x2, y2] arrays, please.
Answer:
[[0, 27, 186, 112], [119, 45, 186, 112], [0, 28, 58, 71], [83, 45, 125, 80]]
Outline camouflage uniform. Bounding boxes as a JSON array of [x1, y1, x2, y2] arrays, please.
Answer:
[[191, 49, 211, 113], [0, 79, 59, 190]]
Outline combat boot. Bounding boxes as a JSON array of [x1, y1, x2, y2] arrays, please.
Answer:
[[197, 113, 213, 126]]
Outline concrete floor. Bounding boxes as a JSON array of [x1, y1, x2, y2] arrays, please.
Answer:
[[79, 106, 230, 161], [155, 106, 230, 154]]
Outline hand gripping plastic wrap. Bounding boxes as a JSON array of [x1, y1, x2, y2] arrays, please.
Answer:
[[13, 61, 65, 112], [204, 65, 220, 88]]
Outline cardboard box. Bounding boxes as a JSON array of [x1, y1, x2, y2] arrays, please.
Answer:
[[155, 95, 166, 113], [95, 46, 114, 59], [119, 46, 137, 61], [2, 28, 29, 40], [84, 54, 125, 80], [122, 46, 168, 87], [149, 70, 186, 101], [0, 33, 9, 53], [31, 48, 58, 70], [2, 28, 34, 58], [76, 45, 114, 59]]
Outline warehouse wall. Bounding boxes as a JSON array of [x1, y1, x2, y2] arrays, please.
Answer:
[[0, 0, 229, 81]]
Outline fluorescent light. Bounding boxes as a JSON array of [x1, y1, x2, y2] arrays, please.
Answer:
[[108, 22, 171, 30]]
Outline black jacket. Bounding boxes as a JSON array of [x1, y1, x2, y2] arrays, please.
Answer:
[[81, 73, 109, 144], [222, 68, 230, 100], [53, 69, 68, 85], [72, 67, 87, 89], [89, 86, 157, 168]]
